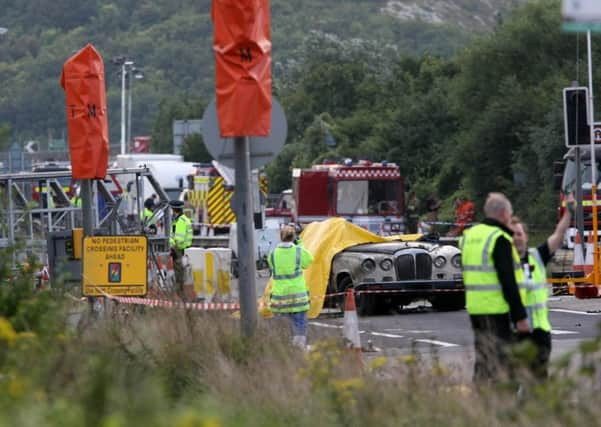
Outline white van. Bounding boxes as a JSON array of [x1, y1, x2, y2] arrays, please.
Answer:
[[114, 154, 196, 214]]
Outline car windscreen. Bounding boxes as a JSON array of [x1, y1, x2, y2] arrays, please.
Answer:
[[562, 158, 601, 192]]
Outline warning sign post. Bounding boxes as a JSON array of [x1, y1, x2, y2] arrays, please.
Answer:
[[83, 235, 148, 296]]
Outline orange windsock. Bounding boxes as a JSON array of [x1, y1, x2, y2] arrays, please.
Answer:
[[212, 0, 272, 137], [60, 44, 109, 180]]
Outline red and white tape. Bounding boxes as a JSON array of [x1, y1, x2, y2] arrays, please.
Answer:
[[112, 296, 242, 311]]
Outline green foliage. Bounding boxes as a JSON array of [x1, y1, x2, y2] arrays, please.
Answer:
[[0, 238, 600, 426], [150, 95, 207, 153], [267, 0, 596, 229], [0, 123, 10, 152], [0, 0, 593, 229], [181, 133, 212, 163], [0, 0, 511, 148]]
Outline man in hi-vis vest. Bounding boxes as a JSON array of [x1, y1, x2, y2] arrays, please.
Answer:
[[510, 194, 574, 380], [460, 192, 530, 384]]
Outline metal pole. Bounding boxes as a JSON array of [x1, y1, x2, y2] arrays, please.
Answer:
[[575, 148, 585, 254], [587, 31, 598, 287], [81, 179, 94, 236], [7, 178, 14, 245], [120, 64, 126, 155], [127, 73, 132, 151], [234, 136, 258, 337]]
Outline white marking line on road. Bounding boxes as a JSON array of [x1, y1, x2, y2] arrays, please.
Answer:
[[309, 321, 342, 329], [383, 329, 434, 334], [369, 332, 404, 339], [310, 323, 403, 339], [550, 309, 601, 316], [414, 338, 459, 348], [551, 329, 579, 335]]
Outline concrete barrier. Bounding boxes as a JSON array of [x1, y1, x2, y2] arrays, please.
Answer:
[[185, 247, 232, 302]]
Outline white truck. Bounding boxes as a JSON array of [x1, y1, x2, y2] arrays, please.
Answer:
[[114, 153, 197, 216]]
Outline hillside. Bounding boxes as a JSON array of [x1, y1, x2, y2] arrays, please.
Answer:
[[0, 0, 523, 148], [382, 0, 523, 31]]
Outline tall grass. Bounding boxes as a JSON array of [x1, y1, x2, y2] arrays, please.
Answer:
[[0, 248, 600, 426]]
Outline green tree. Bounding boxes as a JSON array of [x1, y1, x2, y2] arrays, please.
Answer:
[[180, 133, 212, 163], [0, 123, 10, 152], [150, 95, 207, 153]]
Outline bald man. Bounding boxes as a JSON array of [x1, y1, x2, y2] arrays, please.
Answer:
[[460, 192, 529, 384]]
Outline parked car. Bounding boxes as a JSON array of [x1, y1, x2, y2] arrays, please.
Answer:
[[325, 237, 464, 315]]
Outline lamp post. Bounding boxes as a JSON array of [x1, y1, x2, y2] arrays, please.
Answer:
[[126, 67, 144, 150], [112, 56, 139, 155]]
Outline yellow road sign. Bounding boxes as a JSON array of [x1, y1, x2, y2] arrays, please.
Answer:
[[82, 235, 148, 296]]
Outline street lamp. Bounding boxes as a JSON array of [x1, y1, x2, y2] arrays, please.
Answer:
[[126, 67, 144, 149], [112, 56, 139, 155]]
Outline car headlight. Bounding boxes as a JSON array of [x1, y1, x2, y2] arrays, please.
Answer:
[[433, 256, 447, 268], [380, 258, 393, 271], [361, 258, 376, 273], [451, 254, 462, 269]]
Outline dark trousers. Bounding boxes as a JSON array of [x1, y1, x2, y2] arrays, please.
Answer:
[[518, 328, 552, 380], [171, 249, 184, 296], [470, 314, 513, 384]]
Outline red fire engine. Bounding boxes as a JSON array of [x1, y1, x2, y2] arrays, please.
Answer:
[[268, 160, 405, 235]]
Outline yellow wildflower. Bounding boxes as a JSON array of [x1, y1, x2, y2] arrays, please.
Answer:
[[8, 376, 24, 397], [367, 356, 388, 372], [0, 318, 17, 346]]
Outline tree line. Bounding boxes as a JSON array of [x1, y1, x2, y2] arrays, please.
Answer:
[[260, 0, 600, 229]]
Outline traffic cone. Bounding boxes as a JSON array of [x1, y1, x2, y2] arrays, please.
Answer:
[[343, 288, 361, 349], [166, 255, 176, 289]]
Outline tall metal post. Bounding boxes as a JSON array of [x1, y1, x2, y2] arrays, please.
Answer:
[[80, 179, 94, 236], [120, 64, 127, 155], [587, 31, 599, 287], [575, 147, 585, 254], [127, 72, 132, 151], [80, 178, 97, 312], [234, 136, 258, 337]]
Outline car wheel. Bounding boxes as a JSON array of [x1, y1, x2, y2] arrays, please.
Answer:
[[429, 294, 465, 311], [338, 276, 376, 316]]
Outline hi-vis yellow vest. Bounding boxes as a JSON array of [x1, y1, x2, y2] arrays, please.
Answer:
[[522, 249, 551, 332], [170, 214, 193, 250], [460, 224, 525, 315], [268, 243, 313, 313]]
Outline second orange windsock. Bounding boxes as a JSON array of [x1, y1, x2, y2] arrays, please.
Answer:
[[212, 0, 272, 137]]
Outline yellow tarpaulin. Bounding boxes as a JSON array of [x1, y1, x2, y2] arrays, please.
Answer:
[[260, 218, 421, 318]]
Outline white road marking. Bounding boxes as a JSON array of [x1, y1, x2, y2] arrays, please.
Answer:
[[369, 332, 404, 338], [310, 323, 407, 339], [550, 309, 601, 316], [414, 338, 459, 348], [309, 321, 342, 329], [383, 329, 434, 334], [551, 329, 579, 335]]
